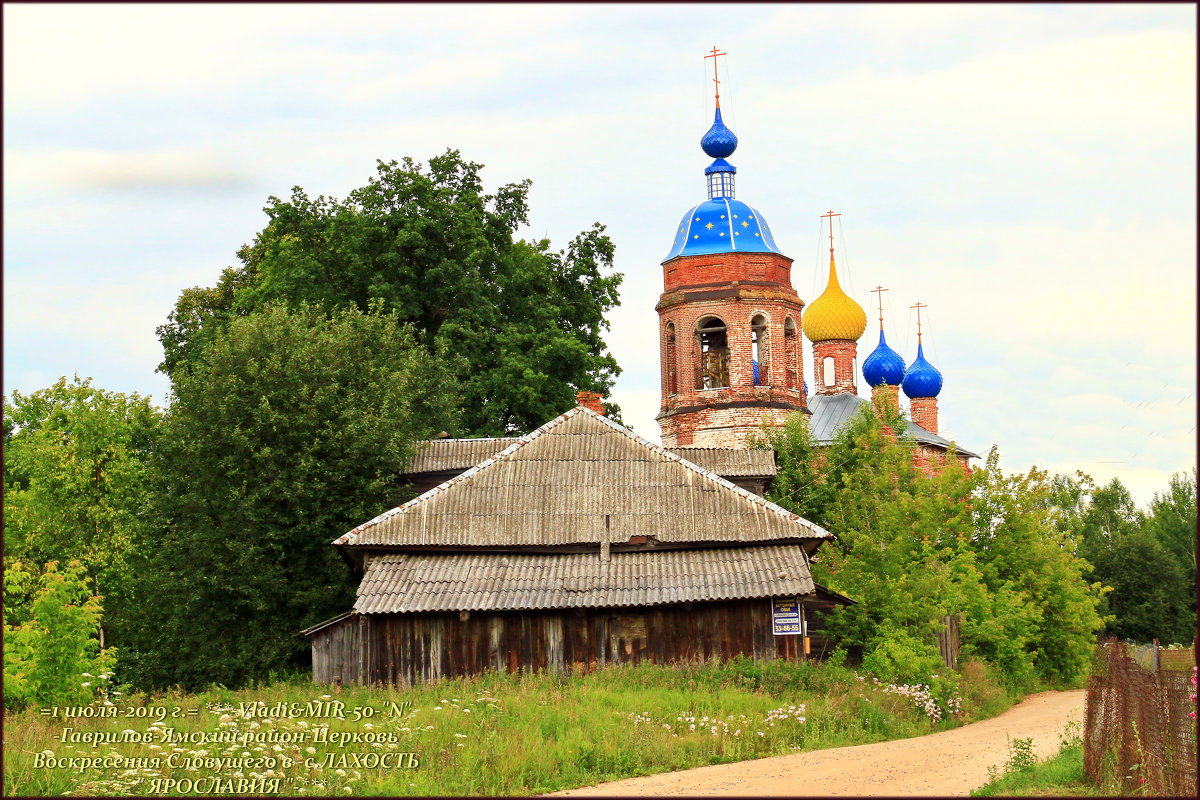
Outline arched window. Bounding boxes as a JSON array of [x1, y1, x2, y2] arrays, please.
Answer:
[[784, 317, 798, 388], [665, 322, 677, 395], [696, 317, 729, 389], [823, 356, 836, 388], [751, 314, 768, 386]]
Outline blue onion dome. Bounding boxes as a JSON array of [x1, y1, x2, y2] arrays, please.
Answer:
[[862, 330, 906, 387], [901, 343, 943, 399], [664, 198, 781, 259], [701, 107, 738, 158]]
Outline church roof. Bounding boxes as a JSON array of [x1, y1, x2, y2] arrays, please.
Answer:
[[664, 198, 781, 260], [802, 253, 867, 342], [336, 407, 828, 549], [807, 392, 979, 458], [352, 546, 815, 613]]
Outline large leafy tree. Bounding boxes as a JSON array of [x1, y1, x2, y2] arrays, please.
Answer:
[[1076, 472, 1197, 644], [3, 376, 161, 638], [157, 150, 623, 435], [119, 304, 461, 690], [766, 406, 1104, 689]]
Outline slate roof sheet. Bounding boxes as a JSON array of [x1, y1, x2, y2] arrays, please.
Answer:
[[353, 545, 816, 613], [404, 439, 776, 479], [807, 393, 979, 458], [337, 408, 828, 548]]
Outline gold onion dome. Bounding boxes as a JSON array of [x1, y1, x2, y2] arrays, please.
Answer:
[[802, 253, 867, 342]]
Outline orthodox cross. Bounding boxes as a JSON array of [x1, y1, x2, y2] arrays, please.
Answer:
[[911, 301, 928, 343], [820, 210, 841, 255], [705, 46, 726, 107], [871, 285, 889, 329]]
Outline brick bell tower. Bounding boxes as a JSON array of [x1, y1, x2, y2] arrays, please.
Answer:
[[657, 49, 809, 448]]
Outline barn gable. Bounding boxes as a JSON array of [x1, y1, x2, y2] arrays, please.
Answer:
[[307, 405, 849, 686], [335, 406, 830, 551]]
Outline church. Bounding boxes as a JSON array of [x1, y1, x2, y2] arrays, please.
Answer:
[[301, 53, 976, 686], [656, 58, 976, 469]]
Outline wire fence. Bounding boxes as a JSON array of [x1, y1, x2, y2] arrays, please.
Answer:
[[1084, 637, 1197, 796]]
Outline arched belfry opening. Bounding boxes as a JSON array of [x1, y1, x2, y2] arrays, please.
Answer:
[[751, 314, 769, 386], [664, 321, 677, 395], [784, 317, 799, 389], [696, 317, 729, 389]]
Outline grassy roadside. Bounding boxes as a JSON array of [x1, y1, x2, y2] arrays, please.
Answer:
[[4, 656, 1015, 796], [971, 723, 1097, 797]]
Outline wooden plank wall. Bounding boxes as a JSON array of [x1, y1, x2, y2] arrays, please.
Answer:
[[935, 613, 961, 670], [310, 598, 843, 686]]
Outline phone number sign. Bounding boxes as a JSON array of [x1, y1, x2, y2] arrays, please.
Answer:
[[771, 597, 803, 636]]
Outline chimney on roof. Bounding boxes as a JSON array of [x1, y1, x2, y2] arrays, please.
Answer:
[[576, 391, 605, 416]]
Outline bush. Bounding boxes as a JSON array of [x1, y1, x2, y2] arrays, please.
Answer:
[[860, 625, 943, 686], [3, 560, 114, 710]]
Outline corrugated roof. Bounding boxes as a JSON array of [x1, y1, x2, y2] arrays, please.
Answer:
[[404, 440, 775, 479], [353, 546, 816, 613], [665, 447, 775, 477], [807, 393, 979, 458], [336, 407, 829, 548], [405, 438, 521, 473]]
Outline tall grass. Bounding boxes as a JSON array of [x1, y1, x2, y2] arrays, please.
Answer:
[[4, 657, 1012, 796]]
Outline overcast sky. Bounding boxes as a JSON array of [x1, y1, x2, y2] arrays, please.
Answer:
[[4, 3, 1195, 506]]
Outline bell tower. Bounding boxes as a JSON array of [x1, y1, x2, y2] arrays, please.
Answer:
[[656, 49, 808, 448]]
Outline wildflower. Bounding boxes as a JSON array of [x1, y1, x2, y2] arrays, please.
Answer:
[[757, 731, 765, 737], [462, 708, 471, 713], [81, 682, 91, 688], [336, 769, 347, 777], [434, 706, 442, 711]]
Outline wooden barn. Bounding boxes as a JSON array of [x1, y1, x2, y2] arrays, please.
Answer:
[[301, 403, 852, 686]]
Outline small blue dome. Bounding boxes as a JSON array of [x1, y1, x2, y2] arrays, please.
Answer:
[[901, 343, 943, 399], [701, 108, 738, 158], [862, 330, 906, 387], [664, 198, 781, 260]]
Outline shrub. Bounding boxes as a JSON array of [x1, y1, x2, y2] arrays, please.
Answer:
[[860, 625, 943, 686], [3, 560, 114, 710]]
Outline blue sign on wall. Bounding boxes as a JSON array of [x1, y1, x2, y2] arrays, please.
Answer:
[[771, 597, 803, 636]]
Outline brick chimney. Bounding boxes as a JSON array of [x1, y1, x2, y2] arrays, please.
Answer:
[[576, 391, 605, 416]]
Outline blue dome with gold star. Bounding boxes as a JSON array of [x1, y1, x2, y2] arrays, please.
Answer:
[[665, 199, 782, 260], [664, 103, 782, 261], [901, 343, 943, 399]]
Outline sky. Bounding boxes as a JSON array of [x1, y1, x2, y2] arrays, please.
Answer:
[[4, 2, 1195, 507]]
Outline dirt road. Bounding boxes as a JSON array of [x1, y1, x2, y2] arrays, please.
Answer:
[[550, 689, 1085, 797]]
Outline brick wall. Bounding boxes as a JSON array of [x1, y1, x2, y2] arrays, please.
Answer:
[[657, 251, 809, 448], [910, 397, 938, 434], [812, 339, 859, 396]]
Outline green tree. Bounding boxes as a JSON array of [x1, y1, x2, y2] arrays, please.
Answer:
[[3, 376, 161, 641], [4, 560, 114, 711], [1087, 530, 1191, 643], [1145, 470, 1197, 579], [969, 453, 1105, 686], [766, 406, 1103, 689], [119, 303, 462, 690], [157, 150, 623, 436], [1077, 471, 1196, 644]]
